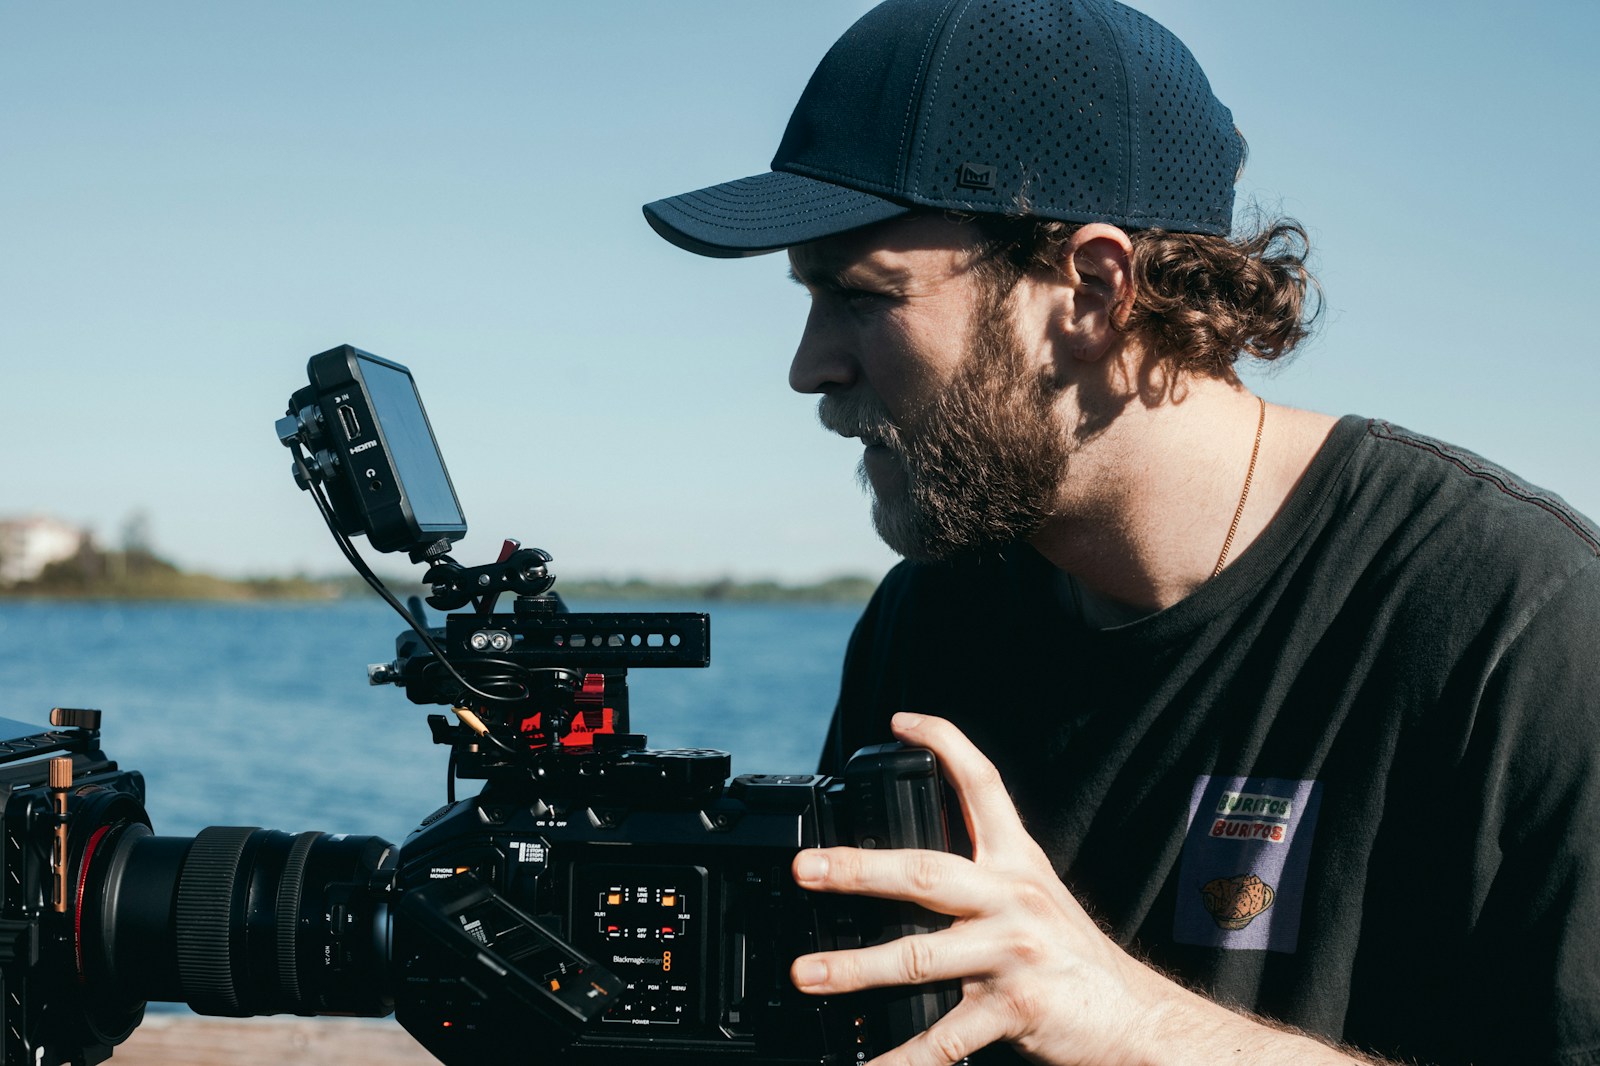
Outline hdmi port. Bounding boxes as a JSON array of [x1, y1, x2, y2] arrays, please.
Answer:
[[336, 404, 361, 440]]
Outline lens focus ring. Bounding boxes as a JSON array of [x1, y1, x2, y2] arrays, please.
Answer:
[[276, 831, 322, 1005], [174, 826, 257, 1016]]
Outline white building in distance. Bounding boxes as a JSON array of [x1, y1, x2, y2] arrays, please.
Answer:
[[0, 516, 86, 585]]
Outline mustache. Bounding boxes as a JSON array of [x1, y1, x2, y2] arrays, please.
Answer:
[[816, 393, 906, 449]]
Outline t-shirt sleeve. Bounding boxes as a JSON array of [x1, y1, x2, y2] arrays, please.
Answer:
[[1452, 557, 1600, 1064]]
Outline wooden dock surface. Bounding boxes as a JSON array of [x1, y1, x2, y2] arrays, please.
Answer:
[[110, 1015, 437, 1065]]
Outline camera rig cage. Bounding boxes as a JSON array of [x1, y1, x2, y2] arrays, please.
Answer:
[[273, 345, 961, 1062]]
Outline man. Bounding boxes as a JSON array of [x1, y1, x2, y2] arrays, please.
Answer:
[[642, 2, 1600, 1064]]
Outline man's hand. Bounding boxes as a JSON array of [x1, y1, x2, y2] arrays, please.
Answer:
[[788, 713, 1387, 1066]]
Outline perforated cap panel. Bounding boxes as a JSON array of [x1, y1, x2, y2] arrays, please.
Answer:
[[1111, 2, 1238, 230], [901, 0, 1135, 220]]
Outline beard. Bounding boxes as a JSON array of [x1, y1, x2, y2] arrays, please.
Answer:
[[817, 296, 1069, 563]]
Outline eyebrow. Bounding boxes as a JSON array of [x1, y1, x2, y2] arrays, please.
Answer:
[[787, 256, 909, 293], [787, 240, 872, 291], [787, 260, 845, 291]]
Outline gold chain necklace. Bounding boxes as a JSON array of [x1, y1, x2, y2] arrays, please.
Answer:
[[1212, 396, 1266, 578]]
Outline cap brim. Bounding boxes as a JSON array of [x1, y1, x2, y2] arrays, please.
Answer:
[[643, 171, 912, 259]]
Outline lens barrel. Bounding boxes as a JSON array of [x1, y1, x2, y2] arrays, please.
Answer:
[[78, 823, 396, 1017]]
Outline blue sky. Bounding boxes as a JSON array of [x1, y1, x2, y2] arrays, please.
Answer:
[[3, 2, 1596, 582]]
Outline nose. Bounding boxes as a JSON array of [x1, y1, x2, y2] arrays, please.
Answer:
[[789, 302, 857, 395]]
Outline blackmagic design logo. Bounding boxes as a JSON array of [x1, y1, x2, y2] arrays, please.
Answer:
[[956, 162, 997, 191], [611, 952, 669, 970]]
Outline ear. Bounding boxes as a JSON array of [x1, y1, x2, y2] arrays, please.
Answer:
[[1055, 223, 1134, 361]]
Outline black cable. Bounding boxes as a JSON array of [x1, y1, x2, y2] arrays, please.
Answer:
[[414, 656, 533, 704]]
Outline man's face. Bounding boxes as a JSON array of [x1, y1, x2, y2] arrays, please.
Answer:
[[788, 216, 1070, 561]]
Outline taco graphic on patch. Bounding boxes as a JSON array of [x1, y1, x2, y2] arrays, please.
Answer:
[[1200, 874, 1275, 930]]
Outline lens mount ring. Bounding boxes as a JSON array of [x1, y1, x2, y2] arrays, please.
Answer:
[[275, 831, 323, 1005]]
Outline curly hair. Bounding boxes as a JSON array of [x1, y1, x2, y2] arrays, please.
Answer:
[[972, 212, 1323, 377]]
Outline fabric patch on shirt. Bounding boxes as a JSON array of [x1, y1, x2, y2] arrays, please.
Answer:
[[1173, 775, 1323, 953]]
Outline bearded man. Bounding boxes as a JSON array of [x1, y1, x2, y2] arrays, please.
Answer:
[[643, 2, 1600, 1064]]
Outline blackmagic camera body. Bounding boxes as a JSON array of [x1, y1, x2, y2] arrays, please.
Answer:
[[2, 345, 957, 1065]]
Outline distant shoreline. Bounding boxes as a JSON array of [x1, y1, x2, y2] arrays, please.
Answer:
[[558, 575, 878, 604], [0, 572, 880, 606], [2, 543, 882, 605]]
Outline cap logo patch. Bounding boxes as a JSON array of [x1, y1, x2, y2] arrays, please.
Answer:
[[955, 162, 997, 191]]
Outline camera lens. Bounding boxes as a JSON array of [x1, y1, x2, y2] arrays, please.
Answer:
[[76, 822, 396, 1018]]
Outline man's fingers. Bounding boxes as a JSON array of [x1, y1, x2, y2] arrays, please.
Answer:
[[864, 998, 999, 1066], [792, 845, 990, 914], [790, 927, 996, 993], [889, 712, 1038, 859]]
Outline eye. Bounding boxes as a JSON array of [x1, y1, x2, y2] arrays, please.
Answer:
[[841, 287, 894, 309]]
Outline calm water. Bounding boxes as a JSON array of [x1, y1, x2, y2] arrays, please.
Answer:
[[0, 598, 862, 840]]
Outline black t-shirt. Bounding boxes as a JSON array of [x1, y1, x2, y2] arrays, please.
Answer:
[[823, 417, 1600, 1066]]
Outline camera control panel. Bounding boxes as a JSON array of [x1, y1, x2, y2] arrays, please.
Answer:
[[573, 864, 707, 1027]]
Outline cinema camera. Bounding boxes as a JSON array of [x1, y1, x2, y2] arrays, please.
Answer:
[[0, 345, 959, 1065]]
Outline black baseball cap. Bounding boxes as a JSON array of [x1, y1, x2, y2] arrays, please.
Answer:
[[644, 0, 1242, 258]]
